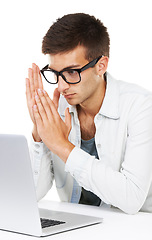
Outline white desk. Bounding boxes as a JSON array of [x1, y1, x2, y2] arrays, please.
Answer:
[[0, 200, 151, 240]]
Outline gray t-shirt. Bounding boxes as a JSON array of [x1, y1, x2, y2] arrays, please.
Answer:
[[79, 138, 101, 206]]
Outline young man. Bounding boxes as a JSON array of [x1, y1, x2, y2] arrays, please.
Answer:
[[26, 13, 152, 214]]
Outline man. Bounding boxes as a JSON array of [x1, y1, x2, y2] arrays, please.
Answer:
[[26, 13, 152, 214]]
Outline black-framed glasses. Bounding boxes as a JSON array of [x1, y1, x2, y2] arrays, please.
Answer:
[[40, 55, 103, 84]]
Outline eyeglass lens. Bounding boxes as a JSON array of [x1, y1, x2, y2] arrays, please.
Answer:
[[43, 69, 80, 84]]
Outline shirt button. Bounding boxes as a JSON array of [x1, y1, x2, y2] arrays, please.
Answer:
[[97, 144, 101, 148], [97, 115, 102, 120], [35, 144, 40, 149], [34, 150, 39, 155]]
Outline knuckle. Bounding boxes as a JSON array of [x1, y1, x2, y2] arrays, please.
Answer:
[[55, 114, 61, 123], [41, 96, 47, 104], [39, 107, 45, 114]]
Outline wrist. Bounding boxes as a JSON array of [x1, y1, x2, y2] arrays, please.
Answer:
[[32, 125, 42, 142], [55, 141, 75, 163]]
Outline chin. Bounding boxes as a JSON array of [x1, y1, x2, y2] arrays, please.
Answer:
[[65, 98, 80, 106]]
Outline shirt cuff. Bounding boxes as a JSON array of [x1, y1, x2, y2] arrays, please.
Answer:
[[30, 135, 49, 179], [30, 134, 48, 154]]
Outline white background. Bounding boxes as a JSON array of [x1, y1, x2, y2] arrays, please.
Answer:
[[0, 0, 152, 201]]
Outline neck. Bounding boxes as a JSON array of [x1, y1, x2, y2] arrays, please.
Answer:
[[77, 78, 106, 117]]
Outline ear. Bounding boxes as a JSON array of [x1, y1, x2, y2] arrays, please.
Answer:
[[96, 56, 109, 76]]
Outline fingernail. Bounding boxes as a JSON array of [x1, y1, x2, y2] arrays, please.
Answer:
[[35, 94, 39, 100], [38, 88, 42, 94], [33, 105, 37, 110]]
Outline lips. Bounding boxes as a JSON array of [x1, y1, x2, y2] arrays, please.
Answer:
[[64, 93, 76, 99]]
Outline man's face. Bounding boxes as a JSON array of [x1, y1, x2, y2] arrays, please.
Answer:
[[48, 45, 103, 106]]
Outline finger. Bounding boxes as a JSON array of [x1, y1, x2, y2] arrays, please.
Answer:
[[26, 78, 35, 108], [33, 104, 43, 127], [53, 88, 60, 110], [65, 108, 72, 133], [32, 63, 39, 90], [42, 90, 59, 119], [37, 65, 44, 89], [37, 89, 54, 121], [35, 92, 48, 123], [25, 78, 32, 101], [28, 68, 35, 96]]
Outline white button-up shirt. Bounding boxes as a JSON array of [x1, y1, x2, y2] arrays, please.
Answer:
[[30, 73, 152, 214]]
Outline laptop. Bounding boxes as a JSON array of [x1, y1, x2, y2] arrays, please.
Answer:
[[0, 134, 102, 237]]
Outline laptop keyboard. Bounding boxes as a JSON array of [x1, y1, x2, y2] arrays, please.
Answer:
[[40, 218, 66, 229]]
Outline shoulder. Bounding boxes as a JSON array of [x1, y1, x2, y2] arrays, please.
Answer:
[[107, 72, 152, 105], [107, 72, 152, 97], [106, 73, 152, 119]]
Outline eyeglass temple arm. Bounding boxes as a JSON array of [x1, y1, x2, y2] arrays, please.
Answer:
[[80, 56, 103, 72]]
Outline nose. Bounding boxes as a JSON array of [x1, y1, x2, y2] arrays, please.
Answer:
[[57, 76, 70, 93]]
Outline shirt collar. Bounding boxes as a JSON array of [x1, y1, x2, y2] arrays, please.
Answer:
[[98, 72, 120, 119], [59, 72, 120, 120]]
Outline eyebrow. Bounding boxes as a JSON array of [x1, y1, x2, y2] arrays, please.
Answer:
[[49, 64, 81, 72]]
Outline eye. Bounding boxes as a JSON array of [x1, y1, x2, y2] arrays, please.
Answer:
[[66, 70, 77, 75], [63, 69, 80, 82]]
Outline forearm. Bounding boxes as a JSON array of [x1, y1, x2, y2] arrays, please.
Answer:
[[65, 147, 151, 214]]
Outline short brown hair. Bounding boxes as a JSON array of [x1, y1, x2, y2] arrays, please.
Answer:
[[42, 13, 110, 60]]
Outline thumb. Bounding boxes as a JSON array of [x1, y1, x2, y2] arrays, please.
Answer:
[[53, 88, 60, 110], [65, 107, 71, 133]]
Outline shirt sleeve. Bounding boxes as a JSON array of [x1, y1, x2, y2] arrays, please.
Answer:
[[65, 95, 152, 214], [29, 136, 54, 201]]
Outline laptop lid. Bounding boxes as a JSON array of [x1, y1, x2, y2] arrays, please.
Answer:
[[0, 134, 42, 236]]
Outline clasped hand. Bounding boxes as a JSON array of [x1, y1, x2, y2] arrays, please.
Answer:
[[33, 88, 72, 156], [26, 63, 74, 162]]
